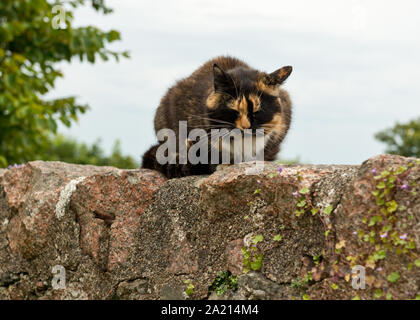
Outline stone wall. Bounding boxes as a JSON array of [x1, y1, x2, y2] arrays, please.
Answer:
[[0, 155, 419, 300]]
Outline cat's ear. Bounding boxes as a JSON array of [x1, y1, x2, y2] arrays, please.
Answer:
[[268, 66, 293, 85], [213, 64, 235, 93]]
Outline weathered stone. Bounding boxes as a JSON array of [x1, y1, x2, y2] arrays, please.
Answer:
[[159, 283, 188, 300], [116, 278, 150, 300], [309, 155, 420, 300], [0, 161, 165, 299], [0, 155, 419, 300]]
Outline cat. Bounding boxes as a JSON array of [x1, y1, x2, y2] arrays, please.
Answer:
[[141, 56, 292, 178]]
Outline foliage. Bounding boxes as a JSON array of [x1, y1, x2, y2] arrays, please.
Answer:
[[375, 118, 420, 158], [386, 272, 400, 283], [184, 279, 194, 297], [252, 154, 420, 299], [0, 0, 128, 167], [37, 134, 138, 169], [366, 165, 417, 258], [290, 271, 314, 290], [348, 162, 419, 299], [273, 234, 282, 241], [208, 271, 238, 297], [241, 234, 264, 273]]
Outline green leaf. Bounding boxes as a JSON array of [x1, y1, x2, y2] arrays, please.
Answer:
[[395, 166, 407, 175], [330, 283, 339, 290], [380, 170, 391, 178], [241, 247, 250, 259], [377, 198, 385, 206], [324, 205, 333, 215], [387, 272, 400, 283], [374, 289, 383, 299], [369, 215, 383, 227], [299, 187, 309, 195], [386, 200, 398, 213], [295, 209, 304, 217], [311, 208, 319, 215], [185, 283, 194, 296], [297, 199, 306, 208], [252, 234, 264, 244], [373, 250, 386, 261], [250, 254, 263, 271], [414, 259, 420, 267], [377, 181, 386, 189], [273, 234, 283, 241]]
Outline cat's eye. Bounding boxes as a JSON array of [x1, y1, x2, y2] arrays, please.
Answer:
[[253, 103, 261, 113], [249, 94, 261, 113]]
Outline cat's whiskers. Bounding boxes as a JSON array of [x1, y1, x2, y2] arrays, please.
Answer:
[[231, 78, 239, 98], [188, 126, 238, 147]]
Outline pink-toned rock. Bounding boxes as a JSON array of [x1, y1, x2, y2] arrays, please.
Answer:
[[226, 239, 244, 276], [168, 239, 199, 274], [69, 170, 166, 270], [199, 162, 341, 220], [2, 162, 118, 259], [0, 161, 166, 299]]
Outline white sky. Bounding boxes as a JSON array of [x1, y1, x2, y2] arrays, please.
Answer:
[[50, 0, 420, 164]]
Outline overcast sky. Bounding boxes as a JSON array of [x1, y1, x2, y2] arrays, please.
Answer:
[[50, 0, 420, 165]]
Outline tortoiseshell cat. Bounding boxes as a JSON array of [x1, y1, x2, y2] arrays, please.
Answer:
[[142, 56, 293, 178]]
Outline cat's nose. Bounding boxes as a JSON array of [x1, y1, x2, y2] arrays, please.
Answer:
[[239, 116, 251, 129], [235, 114, 251, 130]]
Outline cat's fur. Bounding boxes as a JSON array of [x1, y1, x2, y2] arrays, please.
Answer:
[[142, 56, 293, 178]]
